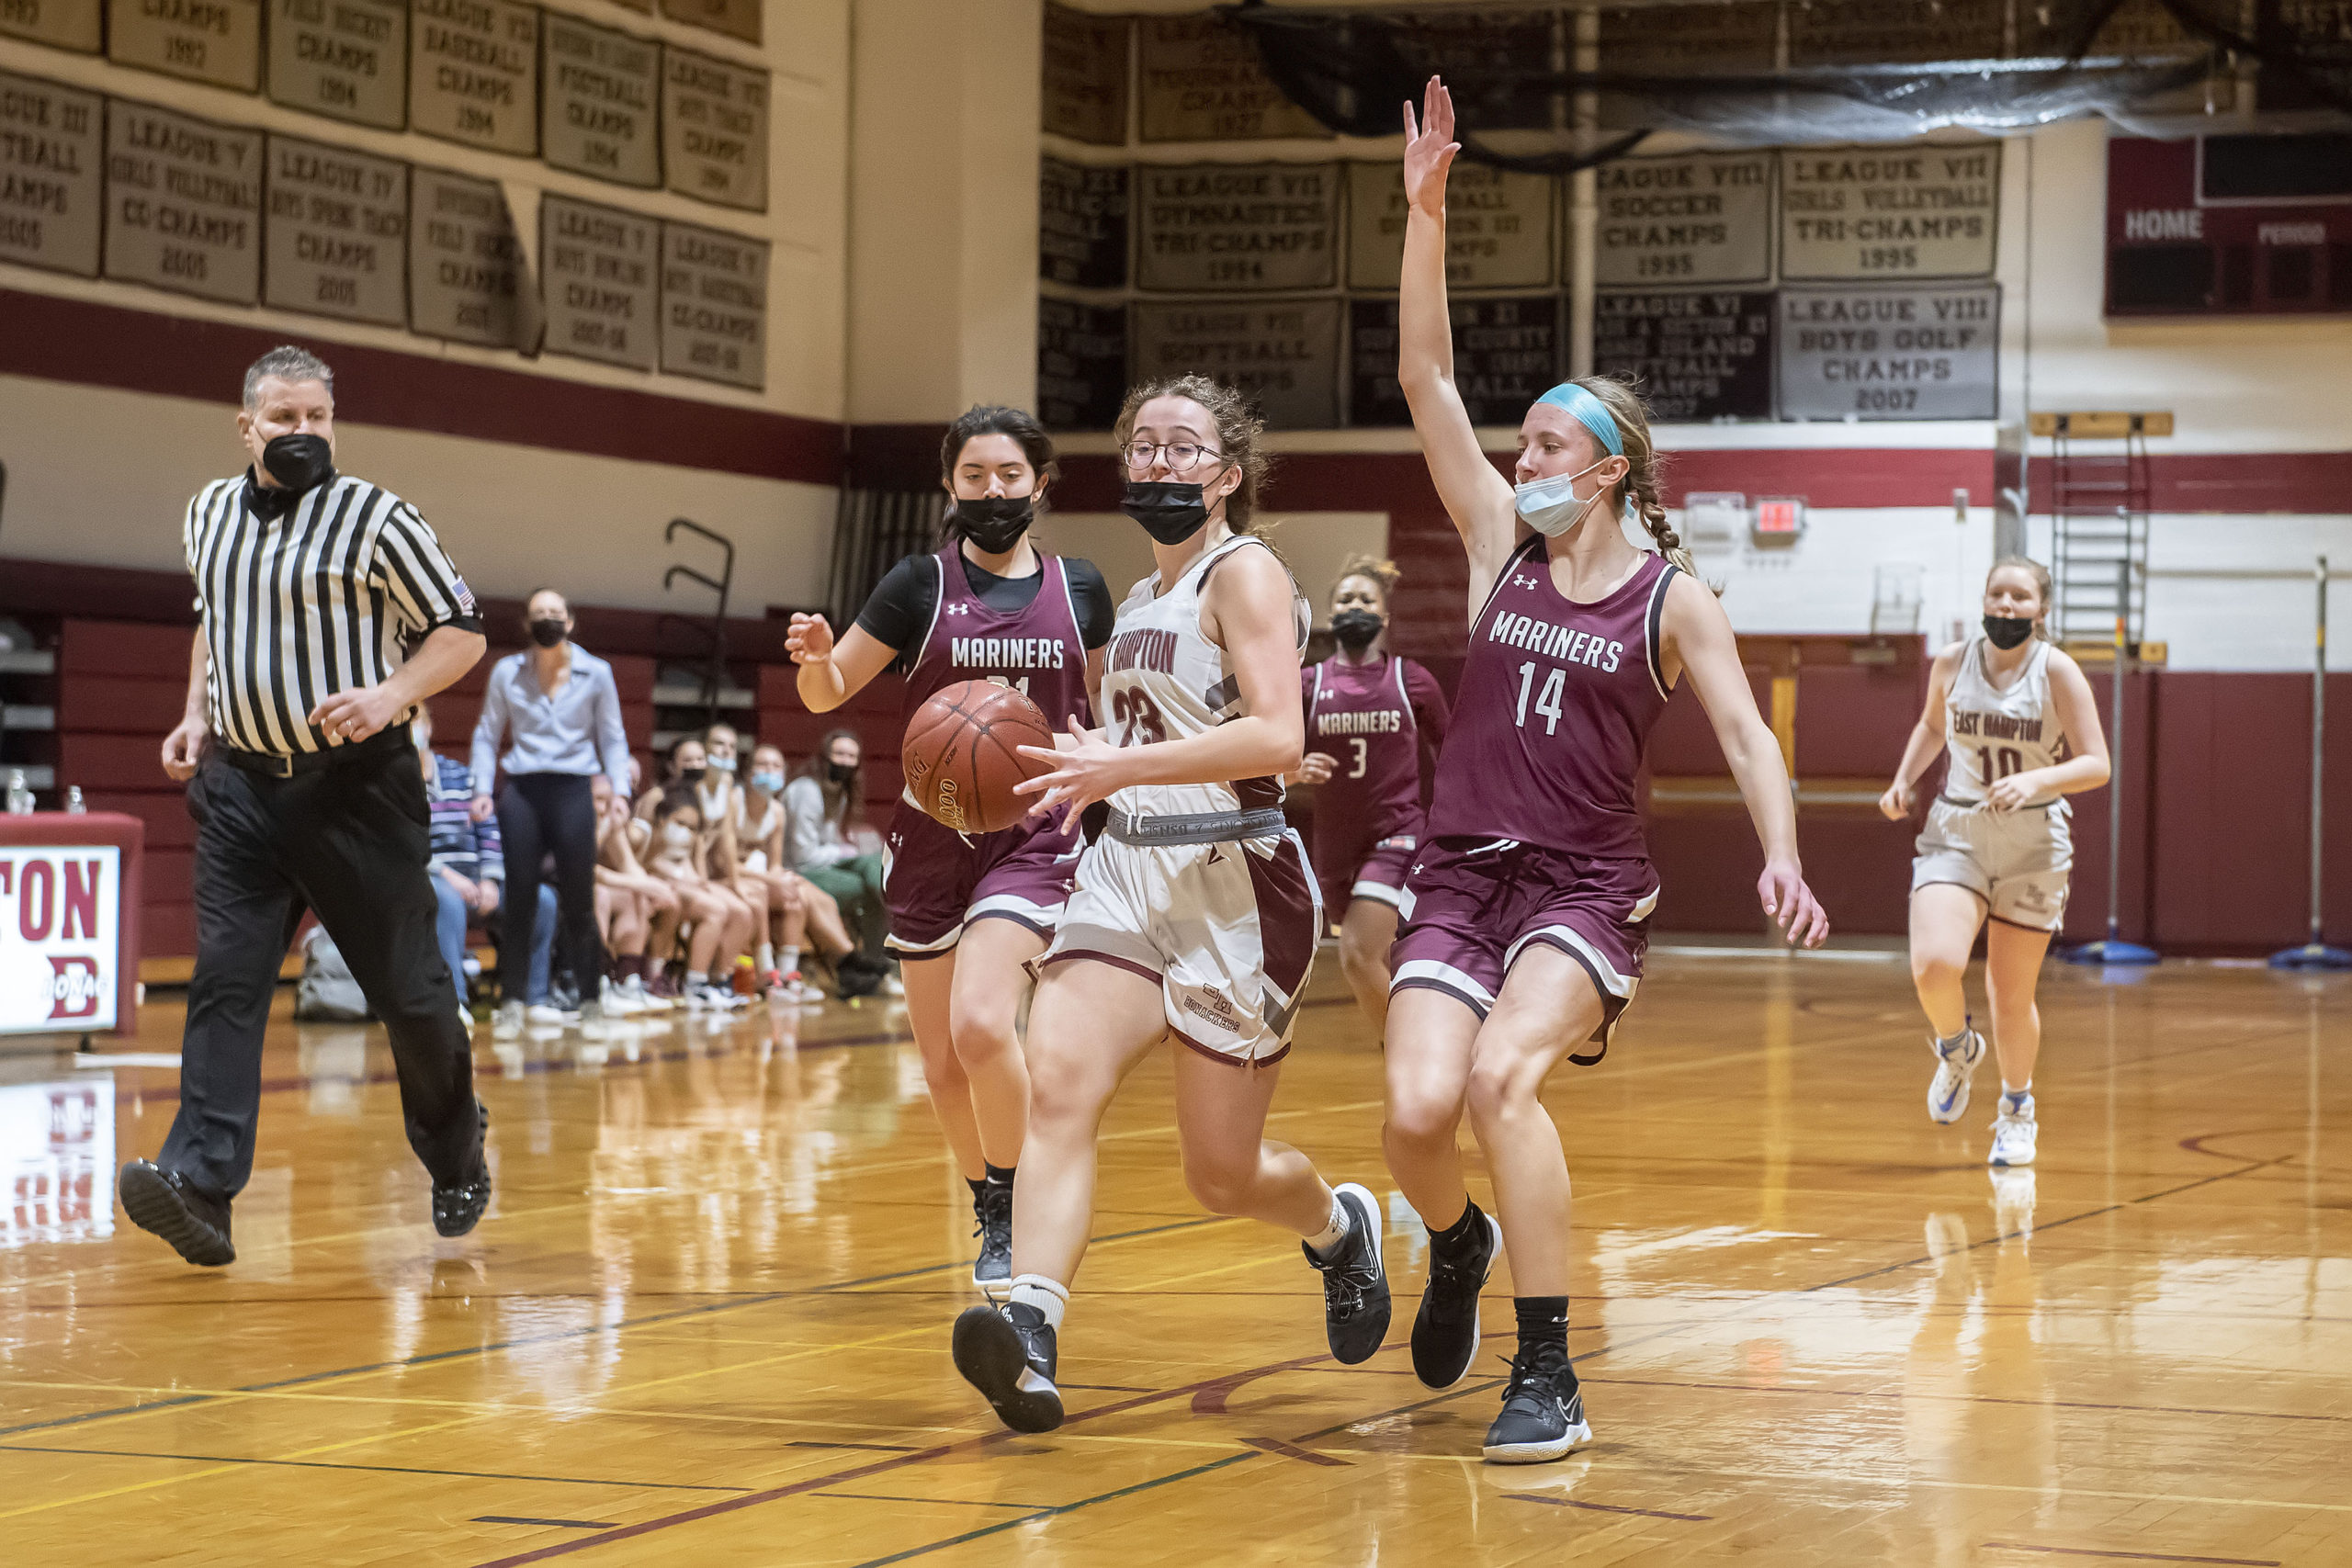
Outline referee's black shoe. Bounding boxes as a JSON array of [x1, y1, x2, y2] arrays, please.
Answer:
[[432, 1159, 492, 1237], [953, 1302, 1062, 1433], [119, 1160, 234, 1267], [1304, 1182, 1390, 1364]]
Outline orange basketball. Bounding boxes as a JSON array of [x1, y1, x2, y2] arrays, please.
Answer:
[[902, 680, 1057, 834]]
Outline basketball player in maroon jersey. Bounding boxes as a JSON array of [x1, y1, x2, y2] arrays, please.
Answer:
[[1386, 78, 1828, 1463], [1291, 557, 1449, 1036], [786, 407, 1114, 1296]]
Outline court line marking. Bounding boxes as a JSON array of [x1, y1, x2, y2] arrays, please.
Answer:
[[1979, 1545, 2281, 1566], [842, 1454, 1261, 1568], [474, 1517, 618, 1530], [0, 1441, 752, 1493], [1577, 1373, 2352, 1427], [1503, 1492, 1712, 1522], [812, 1493, 1053, 1510], [1241, 1436, 1350, 1467]]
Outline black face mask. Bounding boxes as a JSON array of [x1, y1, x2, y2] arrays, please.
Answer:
[[952, 496, 1035, 556], [1329, 608, 1384, 652], [527, 617, 568, 649], [260, 432, 334, 492], [678, 766, 707, 786], [826, 760, 858, 786], [1983, 615, 2036, 650], [1120, 480, 1213, 546]]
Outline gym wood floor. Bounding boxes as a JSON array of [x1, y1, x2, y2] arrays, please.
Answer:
[[3, 951, 2346, 1567]]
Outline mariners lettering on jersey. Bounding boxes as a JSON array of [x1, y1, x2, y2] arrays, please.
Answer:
[[1317, 710, 1403, 736], [950, 636, 1068, 670], [1108, 626, 1178, 675], [1951, 710, 2043, 742], [1487, 577, 1624, 675]]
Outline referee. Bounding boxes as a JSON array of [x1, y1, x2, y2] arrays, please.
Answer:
[[119, 345, 492, 1267]]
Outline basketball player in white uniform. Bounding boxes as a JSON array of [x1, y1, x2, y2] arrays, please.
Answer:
[[1881, 558, 2110, 1168], [948, 376, 1390, 1435]]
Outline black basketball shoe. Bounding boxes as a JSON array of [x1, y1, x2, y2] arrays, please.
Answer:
[[1302, 1182, 1390, 1364], [1481, 1342, 1593, 1464], [1411, 1208, 1501, 1388], [432, 1158, 492, 1237], [953, 1302, 1063, 1433], [119, 1161, 234, 1267], [972, 1179, 1013, 1300]]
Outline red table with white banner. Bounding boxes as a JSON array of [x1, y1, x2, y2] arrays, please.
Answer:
[[0, 812, 144, 1039]]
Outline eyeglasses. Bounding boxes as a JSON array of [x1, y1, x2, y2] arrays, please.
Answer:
[[1122, 440, 1223, 475]]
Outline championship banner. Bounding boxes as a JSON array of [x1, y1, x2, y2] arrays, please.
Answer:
[[1131, 298, 1341, 430], [1351, 294, 1558, 428], [107, 0, 262, 91], [0, 0, 101, 51], [1345, 161, 1555, 292], [0, 70, 103, 277], [1593, 152, 1772, 288], [1781, 144, 2000, 281], [1036, 296, 1126, 432], [1136, 162, 1338, 293], [1593, 289, 1774, 422], [266, 0, 408, 130], [0, 845, 123, 1035], [104, 98, 264, 304], [1776, 283, 1999, 420]]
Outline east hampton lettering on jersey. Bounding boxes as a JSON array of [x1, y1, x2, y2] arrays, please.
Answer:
[[1951, 709, 2043, 741], [1317, 709, 1403, 735], [1107, 626, 1178, 675], [950, 636, 1068, 669], [1486, 601, 1624, 673]]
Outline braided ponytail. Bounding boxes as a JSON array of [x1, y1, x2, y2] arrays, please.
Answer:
[[1572, 375, 1702, 582]]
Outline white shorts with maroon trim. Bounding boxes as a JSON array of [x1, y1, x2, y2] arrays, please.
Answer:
[[1040, 828, 1321, 1066]]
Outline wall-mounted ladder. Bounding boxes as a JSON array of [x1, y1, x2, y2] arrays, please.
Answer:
[[2030, 411, 2169, 648]]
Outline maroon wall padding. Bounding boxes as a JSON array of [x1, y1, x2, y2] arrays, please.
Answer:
[[57, 674, 189, 736], [2059, 670, 2157, 947], [1793, 660, 1928, 777], [1648, 809, 1768, 934], [1797, 813, 1920, 934], [1647, 669, 1772, 774], [2026, 451, 2352, 516]]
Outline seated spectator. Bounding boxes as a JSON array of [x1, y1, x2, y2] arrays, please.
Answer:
[[418, 705, 500, 1025], [744, 741, 852, 1001], [785, 728, 896, 998], [592, 774, 677, 1015], [644, 786, 754, 1011]]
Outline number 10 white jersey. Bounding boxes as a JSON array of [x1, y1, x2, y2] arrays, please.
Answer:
[[1098, 534, 1308, 820], [1944, 637, 2067, 811]]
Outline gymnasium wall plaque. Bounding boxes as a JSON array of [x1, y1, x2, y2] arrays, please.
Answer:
[[410, 0, 537, 156], [1131, 299, 1341, 430], [1406, 10, 1556, 131], [660, 220, 765, 389], [1344, 161, 1555, 291], [1137, 162, 1337, 293], [266, 0, 407, 130], [107, 0, 262, 91], [542, 12, 659, 187], [540, 192, 656, 369], [1035, 295, 1126, 432], [1139, 15, 1329, 143], [263, 132, 405, 324], [1593, 151, 1772, 288], [409, 164, 525, 345], [103, 99, 261, 303], [1776, 283, 1998, 420], [1788, 0, 2007, 66], [0, 71, 103, 276], [659, 0, 754, 46], [1040, 156, 1126, 288], [663, 47, 765, 210], [1592, 289, 1773, 422], [1597, 2, 1776, 76], [1781, 143, 1999, 280], [0, 0, 101, 51], [1351, 294, 1558, 428], [1043, 3, 1128, 147]]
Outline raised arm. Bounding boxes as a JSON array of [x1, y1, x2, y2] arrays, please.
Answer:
[[1880, 645, 1959, 821], [1663, 575, 1827, 946], [1396, 76, 1518, 599]]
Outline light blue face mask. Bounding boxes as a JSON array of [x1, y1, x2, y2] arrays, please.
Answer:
[[750, 770, 786, 795], [1515, 382, 1629, 537]]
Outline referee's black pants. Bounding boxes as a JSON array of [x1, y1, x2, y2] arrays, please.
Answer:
[[494, 773, 605, 1004], [161, 740, 481, 1202]]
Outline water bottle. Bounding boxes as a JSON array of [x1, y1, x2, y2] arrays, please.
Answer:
[[65, 785, 85, 814], [4, 770, 32, 815]]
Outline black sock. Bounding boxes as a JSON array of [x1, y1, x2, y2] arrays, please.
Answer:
[[1427, 1197, 1487, 1256], [966, 1176, 987, 1201], [983, 1163, 1015, 1187], [1514, 1295, 1569, 1360]]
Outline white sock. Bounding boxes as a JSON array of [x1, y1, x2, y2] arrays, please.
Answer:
[[1008, 1274, 1068, 1330], [685, 970, 707, 988], [1306, 1190, 1353, 1257], [2000, 1085, 2034, 1115], [757, 942, 775, 972], [780, 945, 801, 975]]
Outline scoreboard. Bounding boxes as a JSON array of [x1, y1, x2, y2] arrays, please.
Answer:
[[2107, 132, 2352, 317]]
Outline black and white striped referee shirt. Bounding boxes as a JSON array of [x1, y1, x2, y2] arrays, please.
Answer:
[[183, 471, 483, 758]]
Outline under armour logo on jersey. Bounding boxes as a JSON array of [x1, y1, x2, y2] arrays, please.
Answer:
[[944, 604, 973, 616], [1512, 574, 1540, 590]]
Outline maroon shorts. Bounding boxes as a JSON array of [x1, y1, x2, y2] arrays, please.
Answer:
[[882, 797, 1083, 958], [1312, 831, 1417, 919], [1389, 837, 1658, 1059]]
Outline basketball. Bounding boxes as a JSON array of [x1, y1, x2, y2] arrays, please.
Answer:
[[901, 679, 1057, 834]]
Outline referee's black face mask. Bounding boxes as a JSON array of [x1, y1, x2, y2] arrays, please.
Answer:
[[260, 433, 334, 492]]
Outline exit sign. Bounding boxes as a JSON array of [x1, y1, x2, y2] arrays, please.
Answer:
[[1753, 497, 1805, 544]]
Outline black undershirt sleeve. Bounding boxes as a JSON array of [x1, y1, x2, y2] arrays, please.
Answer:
[[1064, 558, 1115, 649], [852, 556, 936, 653]]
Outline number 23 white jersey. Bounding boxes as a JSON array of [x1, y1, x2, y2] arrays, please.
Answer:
[[1944, 636, 2067, 810], [1098, 535, 1309, 820]]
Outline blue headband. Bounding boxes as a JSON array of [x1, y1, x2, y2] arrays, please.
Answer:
[[1535, 383, 1624, 458]]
